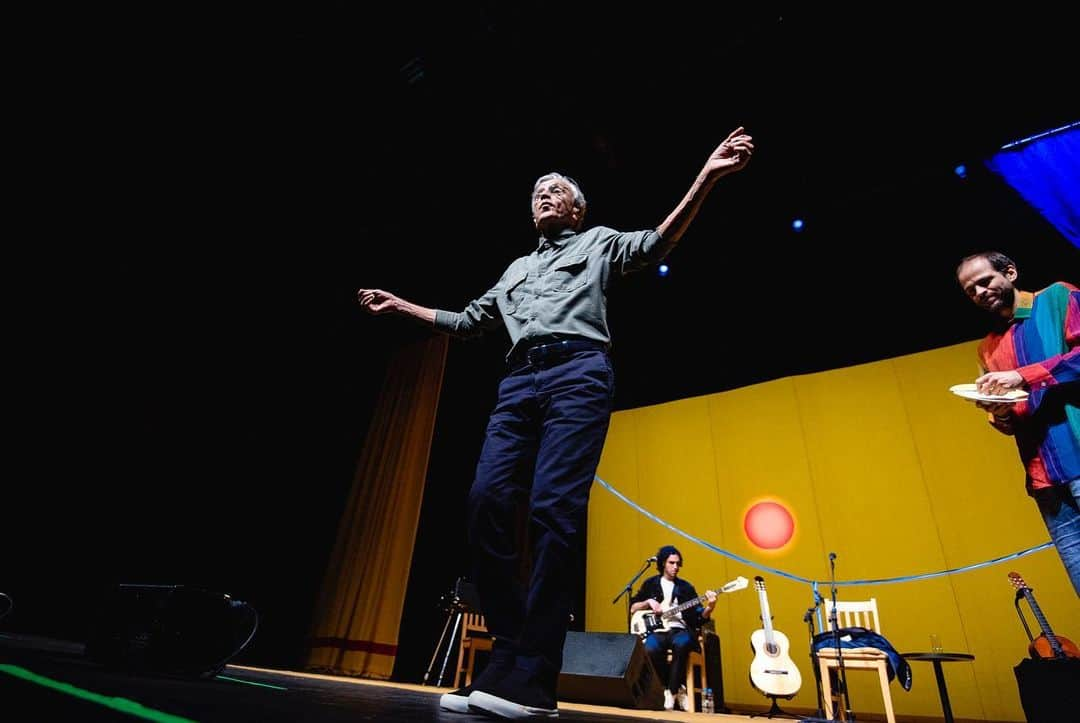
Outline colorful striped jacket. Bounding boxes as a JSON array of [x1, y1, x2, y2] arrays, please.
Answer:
[[975, 282, 1080, 491]]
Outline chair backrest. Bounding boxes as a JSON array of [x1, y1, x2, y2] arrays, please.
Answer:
[[824, 598, 882, 635], [462, 612, 489, 636]]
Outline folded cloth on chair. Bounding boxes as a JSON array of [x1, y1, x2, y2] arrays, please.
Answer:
[[812, 627, 912, 691]]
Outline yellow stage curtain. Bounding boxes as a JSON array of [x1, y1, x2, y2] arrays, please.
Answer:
[[587, 340, 1080, 721], [305, 334, 449, 678]]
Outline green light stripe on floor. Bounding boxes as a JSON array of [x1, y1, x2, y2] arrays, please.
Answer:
[[0, 664, 198, 722], [215, 674, 287, 690]]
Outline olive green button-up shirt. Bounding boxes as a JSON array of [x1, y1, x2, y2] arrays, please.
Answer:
[[433, 226, 673, 359]]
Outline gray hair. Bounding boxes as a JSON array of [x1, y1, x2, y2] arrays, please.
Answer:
[[531, 172, 587, 212]]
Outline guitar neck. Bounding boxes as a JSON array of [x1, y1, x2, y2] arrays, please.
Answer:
[[757, 588, 774, 637], [657, 577, 746, 622], [662, 593, 708, 620], [1023, 589, 1065, 655]]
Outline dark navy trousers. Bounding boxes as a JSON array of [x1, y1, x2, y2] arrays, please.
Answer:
[[643, 628, 695, 693], [467, 348, 614, 684]]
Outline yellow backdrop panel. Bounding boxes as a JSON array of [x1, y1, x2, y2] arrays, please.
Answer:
[[587, 340, 1079, 721]]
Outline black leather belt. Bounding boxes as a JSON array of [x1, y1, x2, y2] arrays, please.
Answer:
[[507, 339, 608, 372]]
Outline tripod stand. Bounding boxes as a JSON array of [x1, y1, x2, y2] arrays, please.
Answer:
[[423, 578, 480, 687]]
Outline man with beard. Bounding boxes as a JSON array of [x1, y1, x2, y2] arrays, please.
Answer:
[[956, 251, 1079, 594]]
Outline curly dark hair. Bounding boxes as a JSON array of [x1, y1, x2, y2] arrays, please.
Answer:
[[656, 544, 682, 573]]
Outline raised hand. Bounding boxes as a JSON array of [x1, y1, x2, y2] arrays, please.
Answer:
[[704, 126, 754, 178]]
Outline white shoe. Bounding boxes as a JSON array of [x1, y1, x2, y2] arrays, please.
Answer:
[[439, 688, 471, 713], [467, 690, 558, 719], [663, 689, 674, 710], [676, 685, 689, 711]]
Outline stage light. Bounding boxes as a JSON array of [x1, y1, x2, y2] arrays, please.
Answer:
[[792, 218, 804, 232], [657, 264, 669, 277], [954, 164, 967, 179]]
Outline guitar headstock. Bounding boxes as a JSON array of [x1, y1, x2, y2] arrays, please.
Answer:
[[720, 576, 749, 593], [1008, 571, 1030, 592], [754, 575, 766, 591]]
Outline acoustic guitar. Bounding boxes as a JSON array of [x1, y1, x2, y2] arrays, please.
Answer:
[[749, 575, 802, 697], [629, 576, 748, 639], [1008, 571, 1079, 659]]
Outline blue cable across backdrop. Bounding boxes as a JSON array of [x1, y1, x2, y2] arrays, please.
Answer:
[[594, 475, 1054, 628]]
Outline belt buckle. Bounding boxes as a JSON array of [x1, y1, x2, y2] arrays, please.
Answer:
[[526, 345, 545, 367], [528, 341, 563, 367]]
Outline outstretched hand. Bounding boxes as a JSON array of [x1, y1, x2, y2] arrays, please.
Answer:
[[704, 127, 754, 178], [357, 288, 400, 315]]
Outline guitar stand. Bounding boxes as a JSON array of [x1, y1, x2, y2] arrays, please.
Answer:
[[752, 694, 800, 719]]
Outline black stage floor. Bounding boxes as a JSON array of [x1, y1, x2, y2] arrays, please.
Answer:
[[1, 633, 750, 722]]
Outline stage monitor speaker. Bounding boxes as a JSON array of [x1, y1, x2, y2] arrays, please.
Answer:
[[1014, 657, 1080, 722], [558, 631, 664, 709], [85, 584, 259, 678]]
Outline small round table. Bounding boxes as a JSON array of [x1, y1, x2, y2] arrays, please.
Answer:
[[901, 652, 974, 723]]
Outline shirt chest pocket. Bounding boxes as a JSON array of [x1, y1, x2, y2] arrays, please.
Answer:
[[549, 254, 588, 294], [503, 272, 528, 313]]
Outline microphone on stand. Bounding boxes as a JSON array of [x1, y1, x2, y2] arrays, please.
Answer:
[[645, 556, 658, 563]]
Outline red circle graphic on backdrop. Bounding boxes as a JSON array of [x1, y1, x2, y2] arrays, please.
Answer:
[[744, 501, 795, 549]]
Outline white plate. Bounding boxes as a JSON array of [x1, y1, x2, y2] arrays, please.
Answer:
[[949, 383, 1028, 403]]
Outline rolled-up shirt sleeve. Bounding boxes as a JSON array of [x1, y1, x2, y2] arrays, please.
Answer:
[[604, 229, 672, 275], [433, 283, 504, 339]]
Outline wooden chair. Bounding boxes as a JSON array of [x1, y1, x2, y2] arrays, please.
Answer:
[[454, 612, 493, 688], [686, 640, 708, 712], [665, 632, 709, 712], [817, 598, 895, 723]]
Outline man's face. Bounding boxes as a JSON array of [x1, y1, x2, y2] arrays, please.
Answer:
[[532, 179, 582, 237], [662, 554, 682, 581], [957, 257, 1017, 320]]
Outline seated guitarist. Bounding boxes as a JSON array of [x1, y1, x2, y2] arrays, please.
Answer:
[[629, 545, 717, 711]]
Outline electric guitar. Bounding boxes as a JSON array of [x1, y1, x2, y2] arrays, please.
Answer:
[[629, 576, 748, 639], [749, 575, 802, 697], [1007, 571, 1080, 660]]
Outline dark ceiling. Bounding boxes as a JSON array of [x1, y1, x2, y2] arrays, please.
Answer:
[[332, 4, 1078, 403]]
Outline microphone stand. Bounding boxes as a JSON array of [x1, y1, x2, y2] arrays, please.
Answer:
[[612, 558, 654, 631], [804, 590, 826, 719], [829, 554, 855, 721]]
